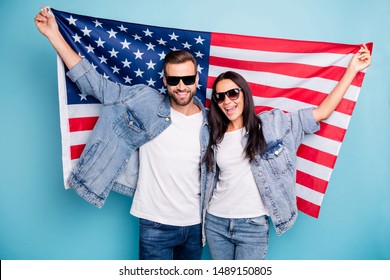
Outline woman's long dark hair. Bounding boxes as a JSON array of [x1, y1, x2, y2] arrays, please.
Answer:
[[205, 71, 267, 171]]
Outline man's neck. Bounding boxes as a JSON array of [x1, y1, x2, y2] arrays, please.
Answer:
[[170, 101, 201, 116]]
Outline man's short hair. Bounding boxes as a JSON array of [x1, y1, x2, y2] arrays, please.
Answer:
[[163, 50, 198, 75]]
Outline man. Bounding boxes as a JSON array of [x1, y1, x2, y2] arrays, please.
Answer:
[[34, 7, 209, 260]]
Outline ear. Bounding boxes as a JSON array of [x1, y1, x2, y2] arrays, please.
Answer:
[[163, 76, 167, 86]]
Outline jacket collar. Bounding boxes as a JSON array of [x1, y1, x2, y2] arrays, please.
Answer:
[[157, 94, 171, 118], [157, 94, 209, 127]]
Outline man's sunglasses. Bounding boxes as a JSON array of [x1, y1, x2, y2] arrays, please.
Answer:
[[165, 75, 197, 86], [212, 88, 241, 104]]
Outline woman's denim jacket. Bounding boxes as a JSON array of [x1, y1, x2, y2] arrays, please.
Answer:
[[203, 108, 319, 244], [66, 59, 210, 215]]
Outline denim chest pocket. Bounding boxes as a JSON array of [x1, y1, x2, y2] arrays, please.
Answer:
[[261, 140, 293, 179], [113, 110, 146, 144]]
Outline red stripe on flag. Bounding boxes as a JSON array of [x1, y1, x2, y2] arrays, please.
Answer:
[[206, 76, 217, 89], [353, 71, 367, 88], [211, 32, 361, 54], [315, 122, 347, 143], [70, 144, 86, 160], [254, 106, 275, 114], [297, 144, 337, 169], [296, 170, 328, 194], [69, 117, 99, 132], [296, 196, 321, 218], [205, 98, 212, 108]]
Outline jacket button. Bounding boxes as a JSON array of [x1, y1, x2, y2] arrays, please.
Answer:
[[128, 120, 134, 126], [165, 117, 170, 121]]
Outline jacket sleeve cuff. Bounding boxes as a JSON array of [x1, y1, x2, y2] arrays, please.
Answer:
[[299, 107, 320, 133], [66, 58, 93, 82]]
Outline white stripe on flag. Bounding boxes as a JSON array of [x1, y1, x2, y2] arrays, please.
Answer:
[[301, 134, 341, 156], [68, 103, 102, 118], [297, 157, 333, 182], [70, 159, 78, 170], [70, 130, 93, 146], [56, 55, 72, 189], [210, 45, 354, 67], [296, 183, 324, 206]]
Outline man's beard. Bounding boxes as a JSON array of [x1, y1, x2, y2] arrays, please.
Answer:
[[168, 89, 196, 107]]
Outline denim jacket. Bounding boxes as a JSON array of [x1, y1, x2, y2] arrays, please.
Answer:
[[66, 59, 210, 215], [203, 108, 319, 243]]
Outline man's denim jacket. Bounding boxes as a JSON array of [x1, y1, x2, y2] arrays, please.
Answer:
[[66, 59, 210, 216], [203, 108, 319, 244]]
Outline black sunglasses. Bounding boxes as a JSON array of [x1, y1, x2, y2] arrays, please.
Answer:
[[213, 88, 241, 104], [165, 75, 197, 86]]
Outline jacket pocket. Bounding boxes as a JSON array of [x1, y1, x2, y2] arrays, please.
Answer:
[[115, 110, 143, 133], [77, 141, 100, 169], [261, 140, 293, 179], [75, 141, 103, 180], [113, 110, 147, 146]]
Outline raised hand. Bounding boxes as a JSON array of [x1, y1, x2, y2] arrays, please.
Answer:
[[34, 6, 59, 39], [349, 44, 372, 73], [33, 6, 81, 70]]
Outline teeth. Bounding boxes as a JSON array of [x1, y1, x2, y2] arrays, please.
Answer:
[[225, 106, 236, 111]]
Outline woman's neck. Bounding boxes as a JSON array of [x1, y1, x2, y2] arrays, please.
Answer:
[[227, 119, 243, 132]]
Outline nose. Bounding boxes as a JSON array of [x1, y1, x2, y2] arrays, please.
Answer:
[[223, 95, 233, 104], [176, 79, 187, 90]]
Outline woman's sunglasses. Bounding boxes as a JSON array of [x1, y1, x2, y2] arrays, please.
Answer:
[[165, 75, 197, 86], [212, 88, 241, 104]]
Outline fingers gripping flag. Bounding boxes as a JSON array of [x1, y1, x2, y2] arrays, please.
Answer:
[[51, 8, 372, 218]]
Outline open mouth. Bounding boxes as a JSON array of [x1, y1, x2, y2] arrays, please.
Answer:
[[224, 105, 237, 116], [175, 91, 190, 97]]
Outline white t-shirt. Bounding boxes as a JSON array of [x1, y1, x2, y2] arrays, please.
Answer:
[[208, 128, 269, 218], [130, 108, 203, 226]]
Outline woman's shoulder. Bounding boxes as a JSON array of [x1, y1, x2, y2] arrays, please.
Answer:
[[257, 108, 288, 122], [257, 109, 291, 142]]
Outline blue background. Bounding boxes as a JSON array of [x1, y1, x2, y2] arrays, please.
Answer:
[[0, 0, 389, 260]]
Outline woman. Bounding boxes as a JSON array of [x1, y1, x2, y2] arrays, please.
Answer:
[[203, 45, 371, 260]]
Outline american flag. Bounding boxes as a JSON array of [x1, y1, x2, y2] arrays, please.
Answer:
[[51, 8, 372, 218]]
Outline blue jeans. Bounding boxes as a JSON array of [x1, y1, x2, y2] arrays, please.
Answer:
[[205, 213, 270, 260], [139, 218, 203, 260]]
